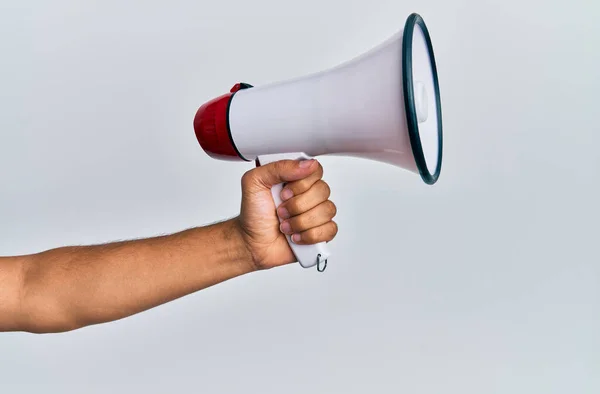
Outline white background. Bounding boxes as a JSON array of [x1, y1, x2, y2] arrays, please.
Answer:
[[1, 1, 598, 393]]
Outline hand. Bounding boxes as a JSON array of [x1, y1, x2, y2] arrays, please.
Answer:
[[235, 159, 338, 271]]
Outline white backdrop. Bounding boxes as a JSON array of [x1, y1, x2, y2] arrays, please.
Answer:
[[1, 1, 598, 393]]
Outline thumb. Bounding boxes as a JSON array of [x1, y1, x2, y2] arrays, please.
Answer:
[[244, 159, 318, 190]]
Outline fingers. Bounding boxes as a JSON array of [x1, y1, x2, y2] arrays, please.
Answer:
[[279, 162, 324, 201], [279, 200, 337, 235], [276, 180, 331, 219], [276, 168, 338, 245], [243, 158, 338, 246], [242, 159, 319, 192], [290, 221, 338, 245]]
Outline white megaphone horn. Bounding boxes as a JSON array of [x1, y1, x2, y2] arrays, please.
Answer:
[[193, 13, 443, 272]]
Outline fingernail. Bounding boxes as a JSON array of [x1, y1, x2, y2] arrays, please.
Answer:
[[291, 233, 301, 243], [278, 207, 290, 219], [299, 159, 314, 168], [281, 188, 293, 201], [280, 221, 292, 234]]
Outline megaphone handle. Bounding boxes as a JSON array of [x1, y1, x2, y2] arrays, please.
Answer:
[[256, 153, 332, 271]]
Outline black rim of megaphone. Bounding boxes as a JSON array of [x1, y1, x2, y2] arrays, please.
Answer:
[[402, 13, 443, 185]]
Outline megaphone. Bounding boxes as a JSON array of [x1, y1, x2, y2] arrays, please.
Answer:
[[193, 13, 442, 271]]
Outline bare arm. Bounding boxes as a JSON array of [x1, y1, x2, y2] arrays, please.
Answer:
[[0, 255, 28, 332], [0, 159, 338, 334], [1, 219, 252, 333]]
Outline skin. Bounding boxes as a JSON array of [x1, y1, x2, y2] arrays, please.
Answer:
[[0, 159, 337, 334]]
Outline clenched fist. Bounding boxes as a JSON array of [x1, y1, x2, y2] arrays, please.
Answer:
[[235, 159, 338, 270]]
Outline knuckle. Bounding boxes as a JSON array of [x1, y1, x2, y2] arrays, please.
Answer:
[[326, 223, 338, 241], [304, 176, 316, 190], [307, 212, 318, 226], [293, 217, 305, 231], [303, 231, 316, 244], [290, 216, 304, 232], [326, 201, 337, 217], [313, 226, 325, 241], [284, 199, 294, 212], [293, 179, 311, 194], [330, 221, 339, 237], [287, 200, 301, 215], [295, 198, 309, 214], [316, 162, 324, 178], [319, 180, 331, 197], [272, 161, 286, 175], [241, 171, 254, 187]]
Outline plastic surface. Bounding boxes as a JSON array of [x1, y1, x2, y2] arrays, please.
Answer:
[[193, 91, 242, 161], [414, 81, 429, 123], [194, 13, 442, 183], [195, 14, 442, 184], [256, 152, 331, 269], [223, 13, 442, 184], [227, 28, 417, 173]]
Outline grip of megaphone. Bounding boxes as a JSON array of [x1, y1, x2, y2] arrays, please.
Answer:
[[257, 153, 331, 270]]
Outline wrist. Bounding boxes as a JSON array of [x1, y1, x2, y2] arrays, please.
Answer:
[[222, 217, 257, 274]]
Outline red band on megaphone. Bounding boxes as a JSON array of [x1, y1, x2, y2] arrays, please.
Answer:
[[193, 92, 240, 161], [194, 83, 254, 161]]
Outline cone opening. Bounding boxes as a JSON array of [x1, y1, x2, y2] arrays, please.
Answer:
[[402, 13, 443, 185]]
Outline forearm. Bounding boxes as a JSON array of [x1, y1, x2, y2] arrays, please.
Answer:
[[18, 218, 254, 333]]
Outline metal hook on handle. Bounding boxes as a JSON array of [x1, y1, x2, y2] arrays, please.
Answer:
[[316, 254, 327, 272]]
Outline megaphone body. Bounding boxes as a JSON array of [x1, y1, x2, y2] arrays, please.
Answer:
[[193, 13, 443, 271]]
